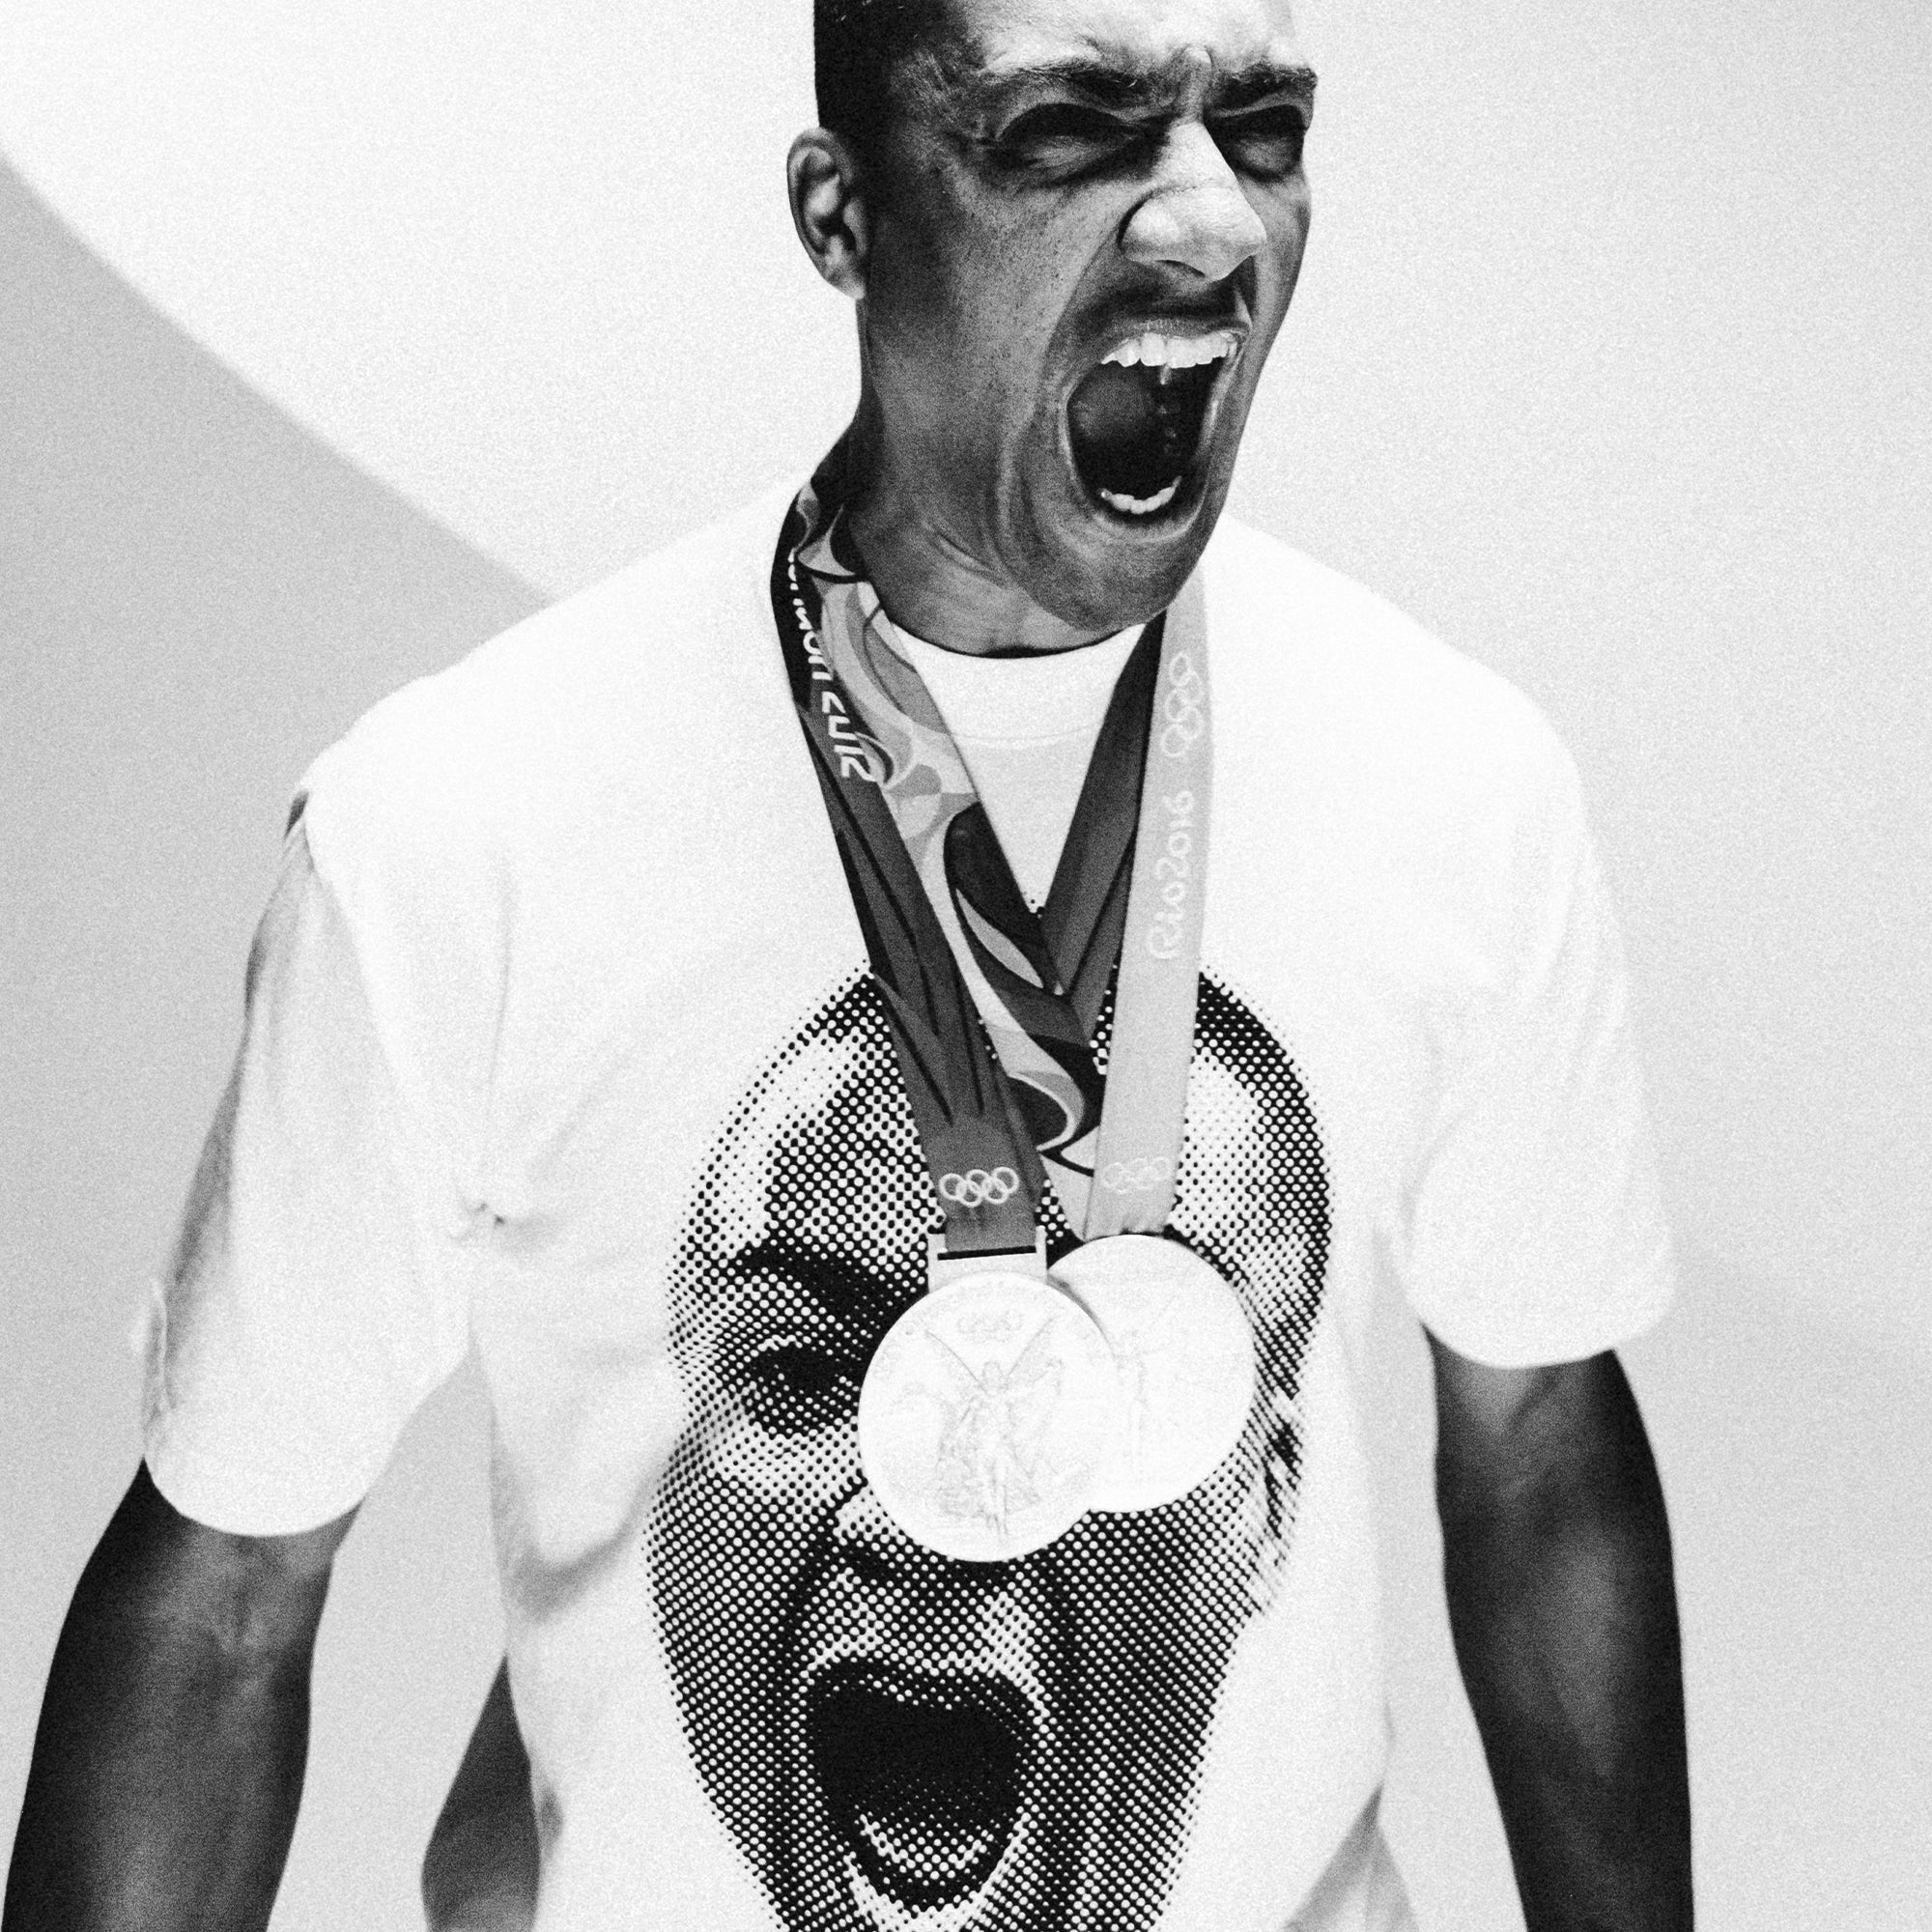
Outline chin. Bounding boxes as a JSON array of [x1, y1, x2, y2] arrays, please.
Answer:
[[1009, 369, 1258, 636], [1016, 484, 1221, 639]]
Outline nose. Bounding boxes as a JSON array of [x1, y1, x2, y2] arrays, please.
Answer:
[[1121, 122, 1268, 283], [832, 1483, 944, 1579]]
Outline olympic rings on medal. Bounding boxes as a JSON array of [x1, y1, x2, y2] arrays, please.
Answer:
[[1097, 1155, 1176, 1194], [937, 1166, 1022, 1208], [1158, 650, 1207, 759]]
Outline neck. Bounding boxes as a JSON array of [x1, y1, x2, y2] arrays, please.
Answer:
[[838, 405, 1106, 659]]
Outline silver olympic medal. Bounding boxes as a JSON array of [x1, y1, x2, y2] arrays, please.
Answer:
[[1052, 1234, 1257, 1513], [858, 1270, 1120, 1563]]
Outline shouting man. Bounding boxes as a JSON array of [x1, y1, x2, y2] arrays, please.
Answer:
[[7, 1, 1692, 1930]]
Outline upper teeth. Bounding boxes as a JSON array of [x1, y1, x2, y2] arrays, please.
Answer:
[[1101, 329, 1237, 371]]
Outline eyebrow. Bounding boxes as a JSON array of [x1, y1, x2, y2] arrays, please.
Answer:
[[1213, 63, 1319, 113], [723, 1238, 911, 1336], [967, 56, 1318, 119]]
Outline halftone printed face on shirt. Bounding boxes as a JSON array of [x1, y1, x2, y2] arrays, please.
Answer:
[[647, 970, 1328, 1932]]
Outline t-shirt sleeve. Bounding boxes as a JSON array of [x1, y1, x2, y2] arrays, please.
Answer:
[[1390, 731, 1674, 1367], [140, 773, 486, 1534]]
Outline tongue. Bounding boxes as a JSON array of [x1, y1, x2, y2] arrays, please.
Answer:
[[1066, 362, 1205, 500]]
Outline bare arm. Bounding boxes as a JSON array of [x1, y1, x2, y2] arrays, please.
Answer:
[[1429, 1339, 1691, 1932], [3, 1463, 355, 1932]]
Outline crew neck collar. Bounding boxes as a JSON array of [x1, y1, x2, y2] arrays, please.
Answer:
[[888, 622, 1141, 744]]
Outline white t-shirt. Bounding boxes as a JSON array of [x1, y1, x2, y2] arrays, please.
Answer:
[[889, 622, 1139, 907], [141, 486, 1672, 1932]]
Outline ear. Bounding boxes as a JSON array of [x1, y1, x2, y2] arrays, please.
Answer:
[[787, 128, 871, 301]]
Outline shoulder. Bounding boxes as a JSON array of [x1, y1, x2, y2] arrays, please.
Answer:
[[1203, 516, 1576, 811], [295, 483, 799, 888]]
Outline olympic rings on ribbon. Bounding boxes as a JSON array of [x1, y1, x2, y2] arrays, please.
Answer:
[[937, 1167, 1023, 1208], [1158, 650, 1207, 759]]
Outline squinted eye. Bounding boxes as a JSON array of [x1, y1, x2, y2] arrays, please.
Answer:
[[1211, 108, 1308, 177], [1003, 103, 1122, 143], [742, 1341, 857, 1435], [990, 103, 1146, 169]]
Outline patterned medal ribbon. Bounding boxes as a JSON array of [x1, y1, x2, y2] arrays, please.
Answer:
[[772, 445, 1210, 1264]]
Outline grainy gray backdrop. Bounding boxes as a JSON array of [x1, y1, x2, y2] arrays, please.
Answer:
[[3, 2, 1927, 1926]]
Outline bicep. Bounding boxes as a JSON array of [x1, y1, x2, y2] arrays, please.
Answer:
[[6, 1467, 359, 1926], [1425, 1330, 1571, 1436], [85, 1463, 358, 1659], [1424, 1334, 1639, 1517]]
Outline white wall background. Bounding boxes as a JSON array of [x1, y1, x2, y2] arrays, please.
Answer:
[[3, 2, 1927, 1927]]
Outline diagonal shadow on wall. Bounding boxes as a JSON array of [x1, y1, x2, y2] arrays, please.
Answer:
[[1, 145, 540, 1318], [1, 151, 539, 1922]]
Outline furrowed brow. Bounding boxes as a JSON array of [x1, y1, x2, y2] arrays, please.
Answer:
[[963, 55, 1316, 121], [969, 58, 1161, 115], [1210, 63, 1319, 114], [724, 1238, 910, 1335]]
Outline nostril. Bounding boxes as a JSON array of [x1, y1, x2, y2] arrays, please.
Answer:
[[833, 1484, 929, 1573]]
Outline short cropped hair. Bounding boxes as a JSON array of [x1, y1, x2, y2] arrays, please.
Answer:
[[814, 0, 943, 161]]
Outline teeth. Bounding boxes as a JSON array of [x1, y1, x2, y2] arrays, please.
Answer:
[[1100, 328, 1236, 372], [1099, 478, 1182, 518]]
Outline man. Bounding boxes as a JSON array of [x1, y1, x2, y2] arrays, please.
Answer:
[[6, 1, 1692, 1929]]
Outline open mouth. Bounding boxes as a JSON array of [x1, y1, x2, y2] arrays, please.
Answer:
[[1065, 327, 1239, 521], [809, 1663, 1033, 1911]]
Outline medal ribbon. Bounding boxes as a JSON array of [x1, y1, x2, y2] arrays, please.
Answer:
[[773, 449, 1210, 1261]]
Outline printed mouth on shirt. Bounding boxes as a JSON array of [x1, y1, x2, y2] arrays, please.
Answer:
[[810, 1663, 1032, 1909], [1065, 331, 1235, 522]]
